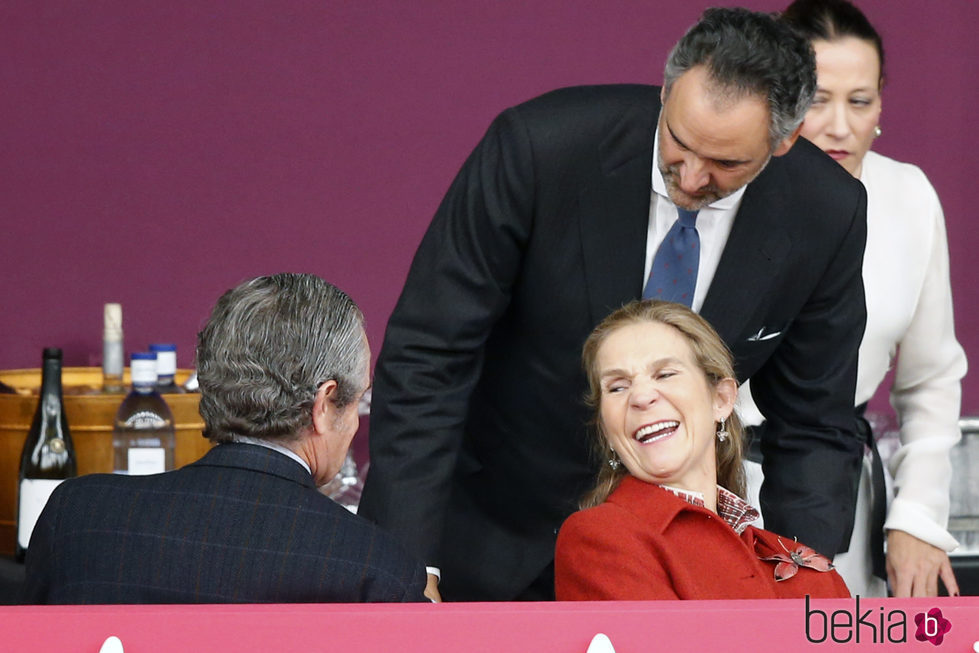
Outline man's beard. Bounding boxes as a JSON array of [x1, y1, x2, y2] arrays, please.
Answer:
[[657, 149, 771, 211], [660, 162, 725, 210]]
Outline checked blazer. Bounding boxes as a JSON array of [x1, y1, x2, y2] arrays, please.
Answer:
[[22, 443, 427, 604]]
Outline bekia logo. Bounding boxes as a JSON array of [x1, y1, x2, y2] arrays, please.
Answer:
[[914, 608, 951, 646], [805, 596, 953, 646]]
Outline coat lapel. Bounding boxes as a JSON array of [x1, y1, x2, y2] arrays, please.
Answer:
[[700, 162, 791, 349], [578, 96, 658, 325]]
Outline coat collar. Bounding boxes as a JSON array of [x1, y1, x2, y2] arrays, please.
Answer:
[[699, 161, 791, 349], [606, 475, 754, 536], [607, 475, 706, 535], [191, 442, 317, 489]]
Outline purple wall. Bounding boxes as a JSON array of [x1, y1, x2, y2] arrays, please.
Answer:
[[2, 1, 978, 414]]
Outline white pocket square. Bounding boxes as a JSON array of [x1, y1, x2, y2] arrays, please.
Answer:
[[746, 327, 781, 342]]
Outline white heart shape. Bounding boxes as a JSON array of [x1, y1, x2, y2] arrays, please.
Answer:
[[972, 640, 979, 653], [99, 636, 124, 653]]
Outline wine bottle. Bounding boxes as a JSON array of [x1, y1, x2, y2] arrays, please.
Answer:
[[17, 348, 77, 561], [102, 303, 124, 393], [148, 343, 179, 393], [112, 352, 176, 475]]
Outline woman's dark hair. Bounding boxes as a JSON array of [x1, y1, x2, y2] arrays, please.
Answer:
[[781, 0, 885, 87]]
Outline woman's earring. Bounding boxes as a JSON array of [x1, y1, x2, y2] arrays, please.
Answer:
[[873, 125, 882, 138], [608, 451, 621, 470], [716, 421, 729, 443]]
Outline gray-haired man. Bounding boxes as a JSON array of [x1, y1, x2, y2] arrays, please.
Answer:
[[24, 273, 427, 604]]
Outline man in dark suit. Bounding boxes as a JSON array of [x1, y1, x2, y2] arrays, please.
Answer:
[[359, 8, 867, 601], [22, 274, 427, 604]]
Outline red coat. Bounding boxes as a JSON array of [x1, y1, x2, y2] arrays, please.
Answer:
[[555, 476, 850, 600]]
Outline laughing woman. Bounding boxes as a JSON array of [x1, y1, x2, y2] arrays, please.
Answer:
[[554, 300, 849, 600]]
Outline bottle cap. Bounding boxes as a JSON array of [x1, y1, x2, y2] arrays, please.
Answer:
[[104, 303, 123, 339], [42, 347, 63, 360], [149, 344, 177, 377], [130, 352, 158, 385]]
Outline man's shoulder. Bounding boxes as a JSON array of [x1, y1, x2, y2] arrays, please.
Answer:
[[52, 472, 134, 498], [758, 137, 866, 216], [482, 84, 658, 168], [769, 137, 862, 192], [507, 84, 659, 126]]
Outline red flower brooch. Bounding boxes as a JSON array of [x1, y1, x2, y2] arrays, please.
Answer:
[[757, 537, 835, 581]]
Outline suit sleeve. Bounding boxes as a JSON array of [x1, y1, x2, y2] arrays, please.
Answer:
[[555, 510, 678, 601], [358, 106, 537, 566], [395, 561, 431, 603], [753, 183, 869, 557]]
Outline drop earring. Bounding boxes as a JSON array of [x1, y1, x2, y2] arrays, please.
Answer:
[[873, 125, 882, 138], [716, 420, 729, 443], [608, 450, 621, 470]]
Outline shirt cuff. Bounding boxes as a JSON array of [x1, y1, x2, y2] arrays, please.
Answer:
[[884, 497, 960, 552]]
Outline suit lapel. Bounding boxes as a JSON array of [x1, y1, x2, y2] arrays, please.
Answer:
[[700, 163, 791, 348], [578, 96, 658, 325]]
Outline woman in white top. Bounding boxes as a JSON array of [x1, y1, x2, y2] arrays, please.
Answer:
[[742, 0, 966, 598]]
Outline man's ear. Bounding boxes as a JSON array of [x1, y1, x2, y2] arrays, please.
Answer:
[[311, 380, 339, 436], [772, 124, 804, 157]]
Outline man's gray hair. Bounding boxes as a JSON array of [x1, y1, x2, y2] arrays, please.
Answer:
[[663, 7, 816, 148], [196, 273, 367, 444]]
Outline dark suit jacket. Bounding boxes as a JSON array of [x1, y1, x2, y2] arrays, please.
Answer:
[[22, 443, 427, 604], [359, 85, 867, 600], [555, 476, 850, 600]]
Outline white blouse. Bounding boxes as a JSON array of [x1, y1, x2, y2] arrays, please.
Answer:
[[859, 150, 966, 551]]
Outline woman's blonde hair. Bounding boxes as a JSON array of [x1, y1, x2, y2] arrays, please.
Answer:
[[579, 299, 745, 508]]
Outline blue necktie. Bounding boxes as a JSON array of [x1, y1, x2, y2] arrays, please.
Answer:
[[642, 208, 700, 306]]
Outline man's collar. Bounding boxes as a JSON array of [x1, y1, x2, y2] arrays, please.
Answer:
[[651, 125, 746, 211], [232, 435, 311, 474]]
